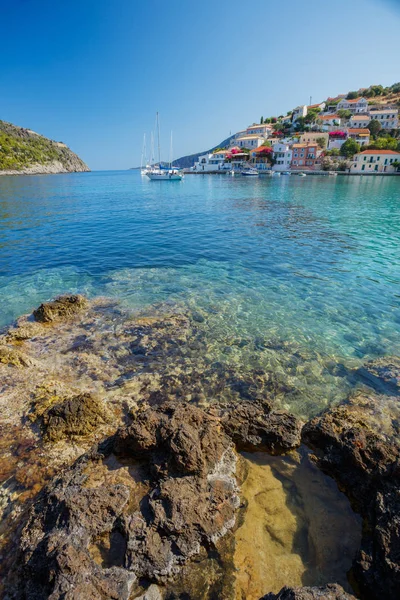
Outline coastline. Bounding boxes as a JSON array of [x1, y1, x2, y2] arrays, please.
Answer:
[[1, 294, 399, 599]]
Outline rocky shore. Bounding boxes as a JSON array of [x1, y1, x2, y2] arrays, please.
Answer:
[[0, 295, 399, 599]]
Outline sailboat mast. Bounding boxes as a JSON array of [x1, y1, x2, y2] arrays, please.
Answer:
[[157, 112, 161, 167], [169, 131, 173, 169]]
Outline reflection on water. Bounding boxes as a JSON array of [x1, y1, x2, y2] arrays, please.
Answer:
[[1, 172, 400, 417], [235, 448, 362, 599]]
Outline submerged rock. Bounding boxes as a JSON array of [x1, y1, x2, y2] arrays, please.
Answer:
[[33, 294, 88, 323], [261, 583, 357, 600], [303, 397, 400, 600], [15, 402, 239, 599], [357, 355, 400, 393], [218, 401, 302, 454]]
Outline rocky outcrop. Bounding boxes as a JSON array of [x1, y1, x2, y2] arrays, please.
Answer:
[[218, 400, 302, 454], [261, 584, 357, 600], [16, 403, 239, 599], [0, 345, 33, 367], [302, 392, 400, 600], [357, 355, 400, 393], [33, 294, 88, 323], [0, 119, 90, 175]]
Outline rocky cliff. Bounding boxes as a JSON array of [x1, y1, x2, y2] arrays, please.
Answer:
[[0, 120, 90, 175]]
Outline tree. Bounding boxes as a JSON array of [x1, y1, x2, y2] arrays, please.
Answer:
[[260, 116, 264, 124], [340, 139, 360, 158], [337, 109, 352, 120], [346, 91, 359, 100], [304, 108, 321, 124], [316, 137, 327, 149], [391, 160, 400, 171], [368, 119, 382, 138]]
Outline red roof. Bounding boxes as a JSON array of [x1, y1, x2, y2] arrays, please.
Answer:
[[252, 145, 273, 153], [320, 114, 339, 120], [344, 97, 364, 104], [359, 150, 400, 155], [348, 128, 370, 134]]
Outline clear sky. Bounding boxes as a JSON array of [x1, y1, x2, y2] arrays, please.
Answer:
[[1, 0, 399, 170]]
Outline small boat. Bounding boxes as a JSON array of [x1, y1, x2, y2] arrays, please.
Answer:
[[272, 171, 281, 177], [281, 171, 291, 176], [298, 172, 307, 177], [328, 171, 338, 176], [241, 168, 259, 176]]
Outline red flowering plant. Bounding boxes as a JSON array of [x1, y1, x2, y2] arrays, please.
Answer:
[[329, 131, 347, 139]]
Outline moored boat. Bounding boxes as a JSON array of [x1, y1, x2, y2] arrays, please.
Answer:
[[241, 168, 258, 176], [146, 113, 183, 181]]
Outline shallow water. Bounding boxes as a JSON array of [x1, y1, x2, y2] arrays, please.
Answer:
[[235, 449, 362, 599], [1, 171, 399, 417]]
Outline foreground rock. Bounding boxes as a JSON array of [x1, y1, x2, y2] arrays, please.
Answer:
[[261, 584, 357, 600], [303, 395, 400, 600], [218, 400, 302, 454], [33, 294, 88, 323], [16, 403, 239, 599]]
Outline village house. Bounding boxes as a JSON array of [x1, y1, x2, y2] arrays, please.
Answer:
[[292, 105, 307, 122], [348, 114, 371, 129], [307, 102, 326, 112], [319, 114, 342, 131], [250, 146, 274, 172], [291, 143, 322, 170], [368, 108, 399, 130], [235, 134, 265, 149], [347, 128, 370, 146], [350, 149, 400, 173], [337, 97, 369, 113], [193, 150, 230, 172], [246, 123, 273, 137], [327, 132, 347, 151], [272, 142, 292, 171], [299, 132, 329, 146]]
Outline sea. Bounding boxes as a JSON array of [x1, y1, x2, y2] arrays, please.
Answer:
[[1, 170, 399, 418]]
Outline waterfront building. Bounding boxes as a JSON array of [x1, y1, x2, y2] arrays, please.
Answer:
[[272, 142, 292, 171], [250, 146, 274, 172], [291, 143, 322, 170], [193, 150, 230, 172], [367, 108, 399, 130], [337, 97, 369, 113], [350, 149, 400, 173], [347, 128, 370, 146], [348, 114, 371, 129]]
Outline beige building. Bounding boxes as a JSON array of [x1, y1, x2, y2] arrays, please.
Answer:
[[298, 132, 329, 146], [350, 150, 400, 173], [349, 114, 371, 129]]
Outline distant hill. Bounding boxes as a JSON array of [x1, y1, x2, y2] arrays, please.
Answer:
[[0, 120, 90, 175], [172, 134, 237, 169]]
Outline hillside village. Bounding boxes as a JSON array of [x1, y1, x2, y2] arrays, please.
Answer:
[[190, 83, 400, 174]]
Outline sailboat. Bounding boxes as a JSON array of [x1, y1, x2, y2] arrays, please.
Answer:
[[146, 113, 183, 181], [140, 134, 148, 175]]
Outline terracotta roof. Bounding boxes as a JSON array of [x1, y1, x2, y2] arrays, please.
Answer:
[[350, 115, 370, 120], [292, 143, 317, 149], [358, 150, 400, 155], [307, 103, 324, 109], [320, 114, 339, 120], [341, 97, 365, 104], [252, 145, 273, 153], [348, 128, 370, 134]]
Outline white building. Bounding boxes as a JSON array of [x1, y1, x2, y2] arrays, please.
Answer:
[[292, 105, 307, 122], [193, 150, 230, 172], [368, 109, 399, 130], [319, 114, 342, 131], [348, 114, 371, 129], [350, 150, 400, 173], [235, 134, 265, 150], [246, 123, 273, 137], [337, 97, 369, 113], [272, 143, 292, 171]]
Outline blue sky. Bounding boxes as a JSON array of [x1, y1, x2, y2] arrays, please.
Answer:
[[1, 0, 399, 170]]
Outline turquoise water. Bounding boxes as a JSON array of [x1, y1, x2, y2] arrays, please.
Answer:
[[1, 171, 399, 416]]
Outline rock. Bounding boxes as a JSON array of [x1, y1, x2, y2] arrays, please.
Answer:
[[0, 344, 32, 367], [15, 403, 239, 599], [219, 401, 302, 454], [33, 294, 88, 323], [261, 583, 357, 600], [5, 321, 43, 341], [302, 400, 400, 600], [358, 356, 400, 393], [133, 585, 163, 600], [39, 392, 109, 442]]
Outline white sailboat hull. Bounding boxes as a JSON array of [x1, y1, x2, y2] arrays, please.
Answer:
[[146, 171, 183, 181]]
